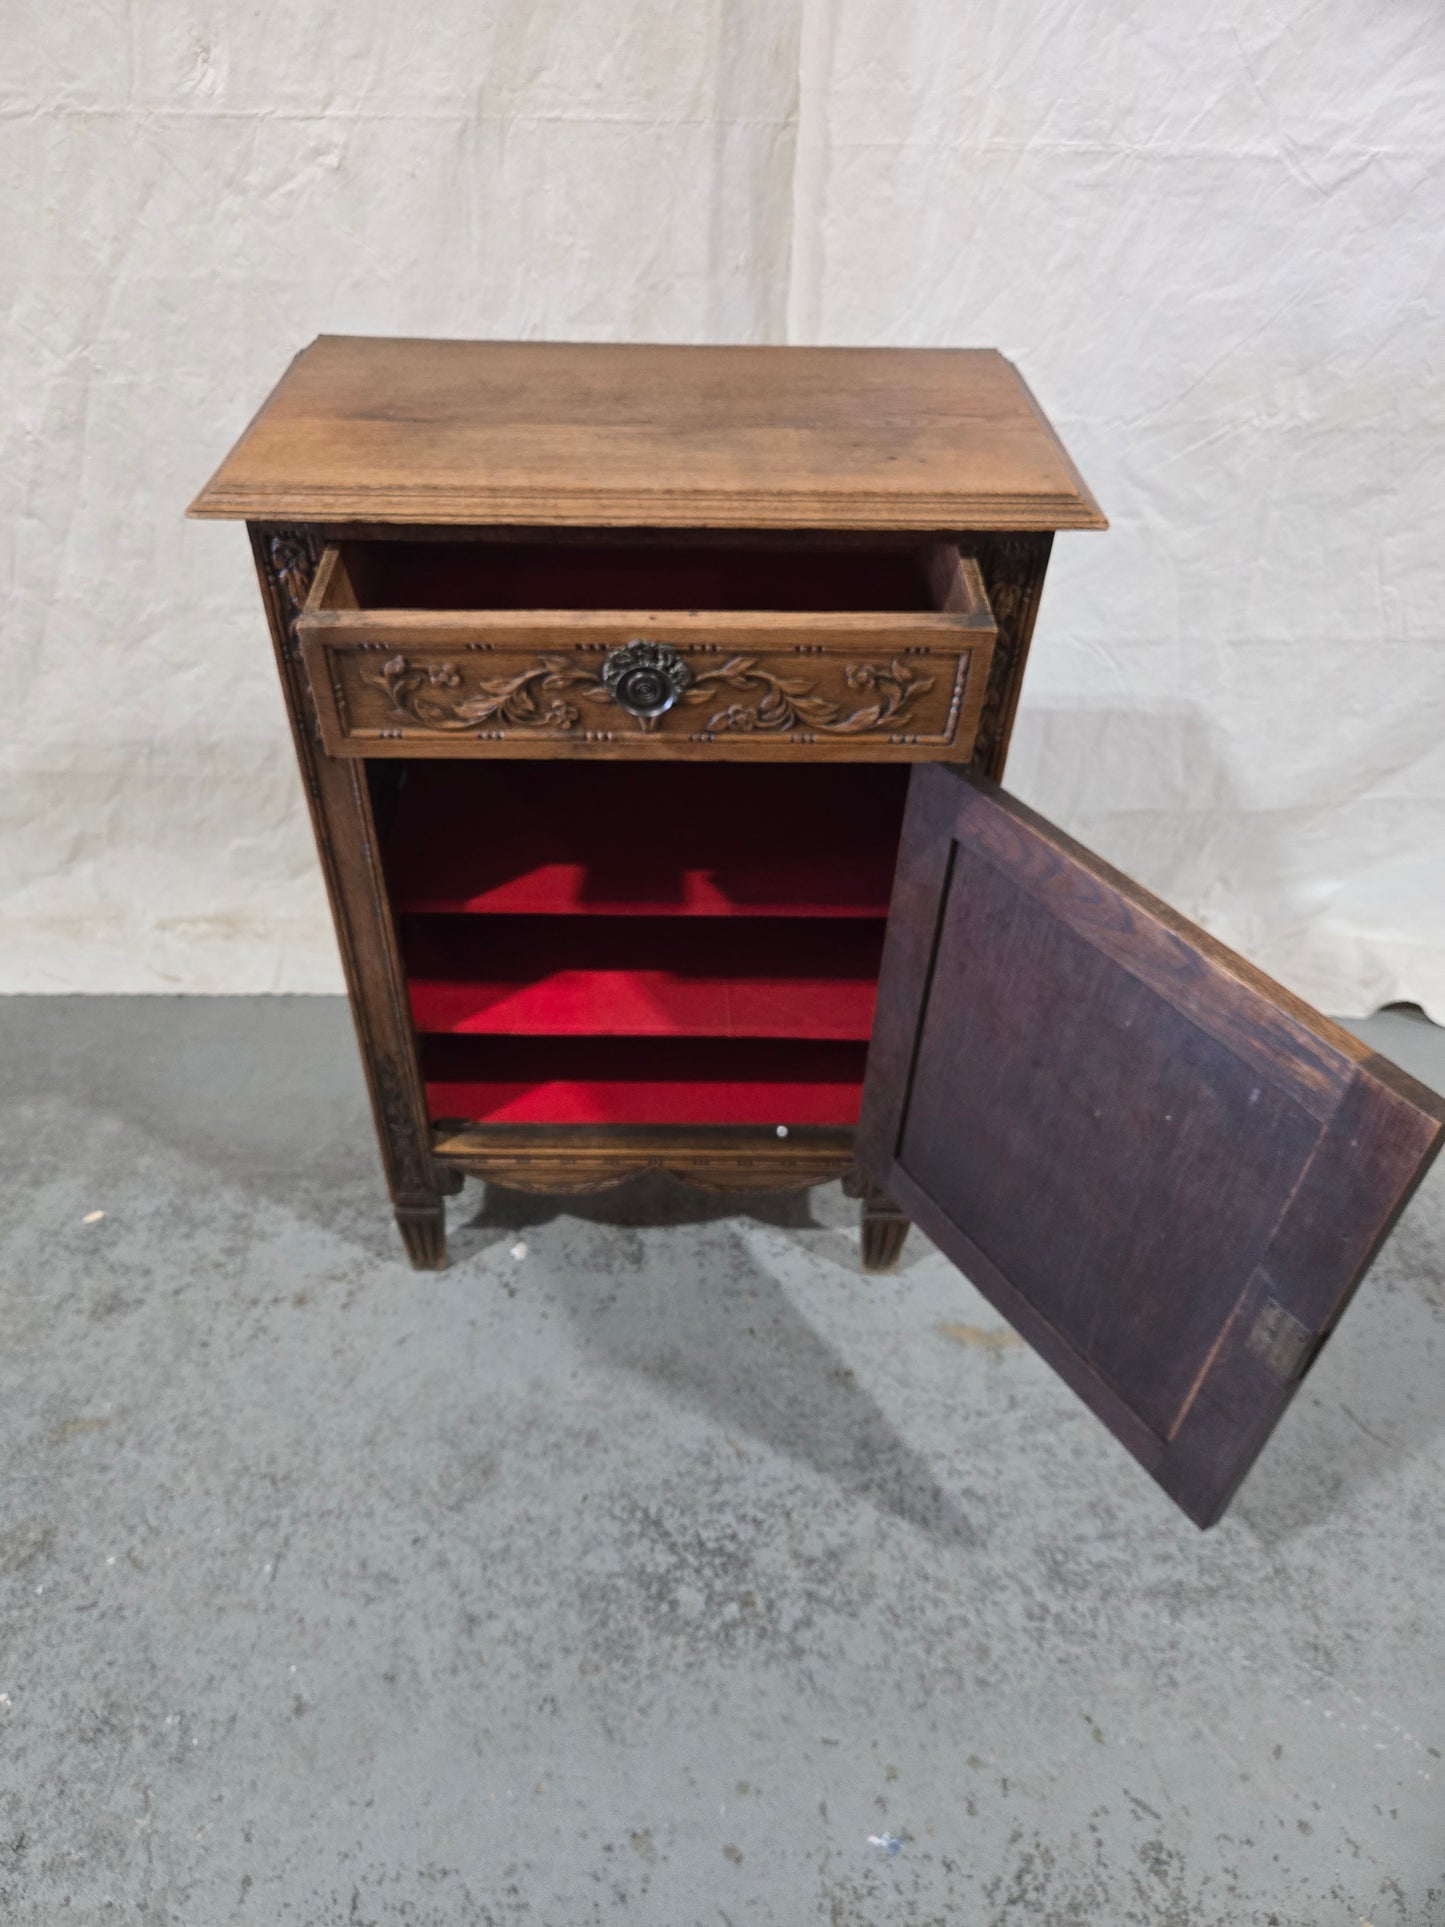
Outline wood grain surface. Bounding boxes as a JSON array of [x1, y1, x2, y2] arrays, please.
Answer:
[[190, 337, 1107, 531], [857, 764, 1445, 1525]]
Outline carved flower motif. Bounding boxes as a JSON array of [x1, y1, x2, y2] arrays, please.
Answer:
[[427, 662, 462, 688], [717, 703, 755, 732], [268, 532, 314, 614], [844, 663, 879, 690]]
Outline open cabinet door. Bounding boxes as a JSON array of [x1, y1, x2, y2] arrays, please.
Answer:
[[857, 765, 1445, 1526]]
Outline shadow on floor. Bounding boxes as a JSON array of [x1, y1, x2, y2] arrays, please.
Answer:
[[452, 1172, 981, 1550]]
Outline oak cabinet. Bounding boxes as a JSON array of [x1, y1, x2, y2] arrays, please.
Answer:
[[191, 337, 1442, 1525]]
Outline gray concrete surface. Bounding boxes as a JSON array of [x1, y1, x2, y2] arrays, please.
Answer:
[[2, 996, 1443, 1926]]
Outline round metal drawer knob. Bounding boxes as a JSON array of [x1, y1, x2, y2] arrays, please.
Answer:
[[602, 641, 693, 721]]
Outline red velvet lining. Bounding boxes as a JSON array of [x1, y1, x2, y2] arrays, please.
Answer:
[[403, 915, 883, 1039], [423, 1036, 867, 1127], [385, 762, 908, 918], [355, 541, 933, 614], [388, 762, 902, 1128]]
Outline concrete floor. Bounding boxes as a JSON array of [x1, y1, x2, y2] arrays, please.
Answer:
[[1, 998, 1443, 1926]]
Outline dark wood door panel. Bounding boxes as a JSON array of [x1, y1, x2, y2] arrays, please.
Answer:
[[895, 838, 1322, 1443], [858, 765, 1445, 1526]]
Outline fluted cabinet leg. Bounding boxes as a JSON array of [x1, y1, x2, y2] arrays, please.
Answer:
[[846, 1171, 911, 1272], [395, 1201, 448, 1270], [860, 1194, 911, 1272]]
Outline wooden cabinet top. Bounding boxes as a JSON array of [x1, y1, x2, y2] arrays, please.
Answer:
[[189, 335, 1106, 532]]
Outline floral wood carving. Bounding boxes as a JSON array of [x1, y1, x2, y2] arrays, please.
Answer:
[[255, 526, 326, 765], [266, 529, 320, 621], [361, 651, 936, 737], [362, 654, 613, 731], [371, 1047, 435, 1199], [685, 658, 934, 735]]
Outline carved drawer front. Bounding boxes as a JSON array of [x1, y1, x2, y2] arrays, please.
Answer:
[[296, 537, 996, 761]]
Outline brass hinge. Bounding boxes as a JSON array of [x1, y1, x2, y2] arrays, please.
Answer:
[[1246, 1297, 1318, 1383]]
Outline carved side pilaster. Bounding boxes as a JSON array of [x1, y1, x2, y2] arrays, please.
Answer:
[[967, 531, 1054, 780], [249, 523, 443, 1264], [263, 528, 322, 632]]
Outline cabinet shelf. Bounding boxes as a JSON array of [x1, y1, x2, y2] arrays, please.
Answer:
[[403, 915, 883, 1040], [384, 762, 908, 918], [386, 759, 902, 1129], [421, 1035, 868, 1128]]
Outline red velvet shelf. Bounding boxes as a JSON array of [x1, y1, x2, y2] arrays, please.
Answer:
[[402, 915, 883, 1040], [384, 762, 908, 918], [422, 1036, 867, 1127]]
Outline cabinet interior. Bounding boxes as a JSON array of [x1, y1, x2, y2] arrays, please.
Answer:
[[378, 759, 910, 1126]]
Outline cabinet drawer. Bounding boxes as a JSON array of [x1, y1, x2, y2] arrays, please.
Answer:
[[296, 537, 995, 761]]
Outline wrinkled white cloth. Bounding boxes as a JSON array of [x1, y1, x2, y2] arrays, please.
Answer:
[[3, 0, 1442, 1014]]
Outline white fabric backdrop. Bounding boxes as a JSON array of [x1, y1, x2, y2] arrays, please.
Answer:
[[4, 0, 1443, 1014]]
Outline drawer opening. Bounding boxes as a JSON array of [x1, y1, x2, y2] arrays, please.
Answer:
[[380, 758, 905, 1128], [329, 538, 951, 614]]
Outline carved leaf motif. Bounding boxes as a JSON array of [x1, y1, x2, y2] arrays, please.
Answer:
[[356, 647, 936, 739], [371, 1053, 432, 1193], [689, 657, 934, 735], [362, 653, 602, 732], [267, 530, 318, 618], [261, 528, 322, 662]]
